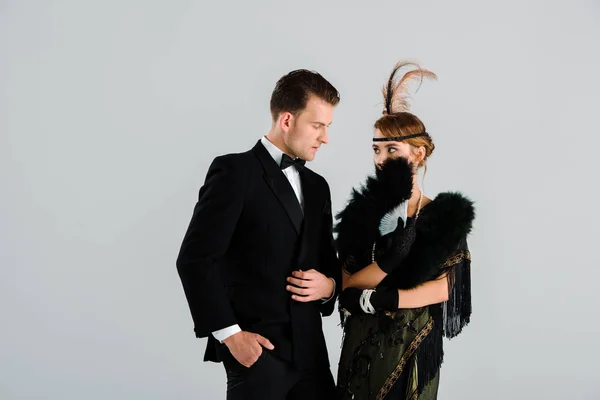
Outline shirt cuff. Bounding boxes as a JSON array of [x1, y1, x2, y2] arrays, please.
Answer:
[[321, 277, 337, 303], [212, 324, 241, 343]]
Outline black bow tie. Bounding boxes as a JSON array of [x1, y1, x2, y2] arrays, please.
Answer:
[[280, 154, 306, 171]]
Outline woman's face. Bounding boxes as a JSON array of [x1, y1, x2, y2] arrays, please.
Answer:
[[372, 129, 422, 169]]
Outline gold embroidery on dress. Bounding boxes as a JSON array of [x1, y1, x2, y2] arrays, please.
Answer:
[[408, 389, 419, 400], [376, 317, 434, 400], [442, 250, 471, 268]]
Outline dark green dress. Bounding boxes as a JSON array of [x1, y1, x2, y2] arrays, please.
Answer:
[[336, 245, 471, 400]]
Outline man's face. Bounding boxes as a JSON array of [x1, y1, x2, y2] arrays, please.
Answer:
[[282, 95, 334, 161]]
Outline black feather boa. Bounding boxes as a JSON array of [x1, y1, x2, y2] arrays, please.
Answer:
[[334, 157, 475, 289]]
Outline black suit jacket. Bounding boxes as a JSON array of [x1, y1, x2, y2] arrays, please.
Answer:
[[176, 140, 340, 370]]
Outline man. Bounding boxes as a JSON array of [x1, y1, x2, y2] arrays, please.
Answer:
[[176, 69, 341, 399]]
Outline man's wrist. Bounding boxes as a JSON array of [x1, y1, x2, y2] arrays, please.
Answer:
[[321, 277, 336, 303], [212, 324, 241, 343]]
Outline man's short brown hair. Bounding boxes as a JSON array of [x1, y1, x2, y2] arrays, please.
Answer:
[[269, 69, 340, 121]]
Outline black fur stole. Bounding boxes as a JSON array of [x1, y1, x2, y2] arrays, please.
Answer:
[[334, 157, 475, 290]]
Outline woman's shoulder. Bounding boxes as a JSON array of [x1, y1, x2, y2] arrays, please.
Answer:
[[422, 191, 474, 218], [418, 191, 475, 241]]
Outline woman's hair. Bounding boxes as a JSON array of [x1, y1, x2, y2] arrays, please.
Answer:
[[374, 61, 437, 167]]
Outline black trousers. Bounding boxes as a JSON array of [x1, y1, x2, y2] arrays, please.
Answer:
[[222, 349, 335, 400]]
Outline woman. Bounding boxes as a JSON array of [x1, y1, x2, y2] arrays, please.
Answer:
[[335, 61, 475, 400]]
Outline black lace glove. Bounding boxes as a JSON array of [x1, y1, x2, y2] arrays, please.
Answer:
[[338, 287, 399, 315], [375, 217, 417, 274]]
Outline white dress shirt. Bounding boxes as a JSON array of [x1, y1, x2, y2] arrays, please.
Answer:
[[212, 136, 333, 343]]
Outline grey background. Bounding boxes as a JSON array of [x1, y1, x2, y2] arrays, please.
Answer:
[[2, 1, 599, 399]]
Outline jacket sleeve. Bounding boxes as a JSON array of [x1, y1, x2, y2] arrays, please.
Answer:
[[176, 155, 247, 338], [318, 181, 342, 316]]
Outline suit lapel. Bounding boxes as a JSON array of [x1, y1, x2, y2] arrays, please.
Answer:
[[296, 169, 321, 269], [252, 141, 303, 234]]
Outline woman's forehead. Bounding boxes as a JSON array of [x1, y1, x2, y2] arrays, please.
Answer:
[[372, 141, 407, 149]]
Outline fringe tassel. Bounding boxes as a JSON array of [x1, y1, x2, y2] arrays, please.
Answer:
[[443, 254, 472, 339], [415, 309, 444, 395], [413, 244, 472, 395]]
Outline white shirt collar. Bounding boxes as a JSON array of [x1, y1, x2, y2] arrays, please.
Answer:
[[260, 136, 284, 166]]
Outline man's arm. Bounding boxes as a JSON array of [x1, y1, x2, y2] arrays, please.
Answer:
[[177, 155, 274, 368], [176, 155, 245, 337], [317, 183, 341, 316], [285, 181, 340, 314]]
